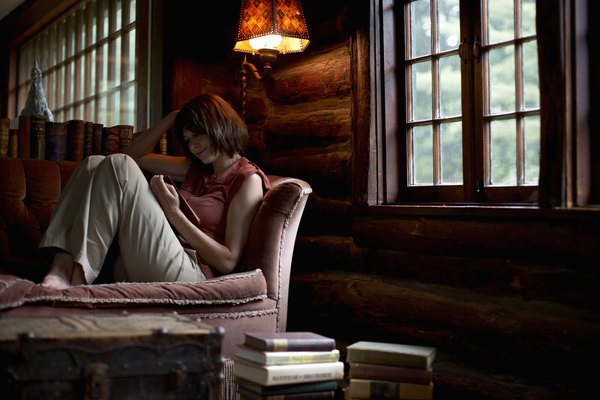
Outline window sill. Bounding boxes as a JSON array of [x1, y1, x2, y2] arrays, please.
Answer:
[[354, 203, 600, 223]]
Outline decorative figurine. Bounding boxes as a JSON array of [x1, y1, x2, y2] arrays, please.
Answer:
[[20, 60, 54, 122]]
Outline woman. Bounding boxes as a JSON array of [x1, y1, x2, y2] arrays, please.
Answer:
[[40, 93, 270, 290]]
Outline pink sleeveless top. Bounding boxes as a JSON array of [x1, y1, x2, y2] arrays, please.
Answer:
[[178, 157, 271, 279]]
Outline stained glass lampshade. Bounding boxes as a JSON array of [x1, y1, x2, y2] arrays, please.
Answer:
[[233, 0, 310, 64]]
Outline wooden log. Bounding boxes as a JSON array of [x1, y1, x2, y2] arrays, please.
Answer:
[[258, 142, 352, 198], [263, 97, 351, 149], [300, 195, 353, 234], [352, 216, 600, 266], [270, 45, 351, 102], [292, 233, 600, 308]]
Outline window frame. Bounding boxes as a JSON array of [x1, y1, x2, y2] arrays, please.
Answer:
[[1, 0, 152, 131], [352, 0, 598, 213]]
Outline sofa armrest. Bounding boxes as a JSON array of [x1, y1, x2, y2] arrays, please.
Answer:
[[241, 176, 312, 332]]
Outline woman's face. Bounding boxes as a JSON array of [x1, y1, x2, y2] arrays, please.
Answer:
[[183, 130, 219, 164]]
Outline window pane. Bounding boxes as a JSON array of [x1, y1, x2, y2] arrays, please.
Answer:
[[487, 0, 514, 44], [411, 0, 431, 58], [521, 0, 536, 37], [439, 55, 461, 117], [411, 125, 433, 185], [128, 0, 137, 24], [412, 61, 432, 121], [438, 0, 460, 52], [490, 119, 516, 185], [488, 45, 515, 114], [524, 115, 540, 184], [440, 121, 463, 184], [522, 40, 539, 109]]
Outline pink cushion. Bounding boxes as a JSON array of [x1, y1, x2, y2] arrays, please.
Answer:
[[0, 269, 267, 310]]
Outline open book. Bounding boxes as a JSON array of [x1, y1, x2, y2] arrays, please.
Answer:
[[163, 175, 201, 229]]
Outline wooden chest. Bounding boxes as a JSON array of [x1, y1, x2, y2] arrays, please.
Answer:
[[0, 313, 224, 399]]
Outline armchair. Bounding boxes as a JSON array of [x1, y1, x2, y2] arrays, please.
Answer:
[[0, 157, 312, 358]]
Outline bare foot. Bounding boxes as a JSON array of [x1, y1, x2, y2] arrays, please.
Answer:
[[41, 252, 75, 290]]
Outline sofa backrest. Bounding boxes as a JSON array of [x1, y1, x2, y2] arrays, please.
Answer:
[[0, 157, 78, 264]]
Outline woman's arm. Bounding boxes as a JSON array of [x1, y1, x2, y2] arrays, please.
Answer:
[[126, 111, 190, 180], [149, 173, 264, 275]]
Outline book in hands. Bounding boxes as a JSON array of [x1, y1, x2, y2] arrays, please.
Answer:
[[163, 175, 201, 229], [233, 357, 344, 386], [346, 341, 437, 369], [236, 345, 340, 366], [243, 332, 336, 352]]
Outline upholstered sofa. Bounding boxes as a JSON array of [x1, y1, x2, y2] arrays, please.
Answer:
[[0, 156, 312, 359]]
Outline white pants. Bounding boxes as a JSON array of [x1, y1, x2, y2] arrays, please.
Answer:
[[39, 154, 205, 283]]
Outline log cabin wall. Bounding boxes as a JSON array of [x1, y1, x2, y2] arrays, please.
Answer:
[[163, 1, 599, 398]]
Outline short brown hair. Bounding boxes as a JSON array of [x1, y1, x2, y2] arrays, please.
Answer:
[[174, 93, 248, 160]]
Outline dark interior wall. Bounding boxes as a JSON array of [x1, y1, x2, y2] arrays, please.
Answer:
[[163, 2, 600, 398]]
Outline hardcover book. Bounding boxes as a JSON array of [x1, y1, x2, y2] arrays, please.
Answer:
[[9, 128, 18, 157], [244, 332, 336, 352], [238, 386, 335, 400], [346, 341, 436, 369], [118, 124, 134, 153], [348, 362, 433, 385], [29, 115, 46, 160], [103, 125, 120, 155], [18, 115, 30, 159], [84, 121, 94, 158], [67, 119, 85, 161], [236, 378, 338, 396], [45, 121, 68, 161], [92, 123, 104, 155], [233, 358, 344, 387], [348, 379, 433, 400], [236, 345, 340, 366], [0, 117, 8, 157]]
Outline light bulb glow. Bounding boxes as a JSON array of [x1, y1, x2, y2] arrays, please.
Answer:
[[249, 35, 282, 50]]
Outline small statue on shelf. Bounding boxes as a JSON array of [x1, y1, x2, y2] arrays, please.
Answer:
[[20, 60, 54, 122]]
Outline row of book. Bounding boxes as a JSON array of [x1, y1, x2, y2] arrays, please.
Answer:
[[234, 332, 344, 399], [0, 115, 167, 161], [346, 341, 436, 399], [232, 331, 437, 400]]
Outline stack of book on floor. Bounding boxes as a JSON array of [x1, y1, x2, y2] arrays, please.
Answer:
[[234, 331, 344, 399], [345, 341, 436, 399]]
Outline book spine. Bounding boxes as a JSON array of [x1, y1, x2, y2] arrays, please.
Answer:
[[84, 121, 94, 158], [249, 339, 336, 352], [0, 118, 9, 157], [30, 115, 46, 160], [348, 379, 433, 400], [68, 119, 85, 161], [103, 126, 120, 155], [264, 351, 340, 366], [9, 128, 19, 157], [18, 115, 30, 159], [118, 124, 134, 153], [92, 123, 104, 155], [348, 363, 433, 384], [347, 349, 432, 369], [45, 122, 68, 161], [234, 360, 344, 387]]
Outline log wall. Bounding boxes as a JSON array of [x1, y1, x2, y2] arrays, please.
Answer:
[[164, 1, 600, 398]]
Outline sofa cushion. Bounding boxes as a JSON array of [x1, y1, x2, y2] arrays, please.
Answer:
[[0, 268, 267, 310]]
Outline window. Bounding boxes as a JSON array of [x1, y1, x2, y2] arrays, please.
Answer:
[[8, 0, 148, 130], [375, 0, 541, 204]]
